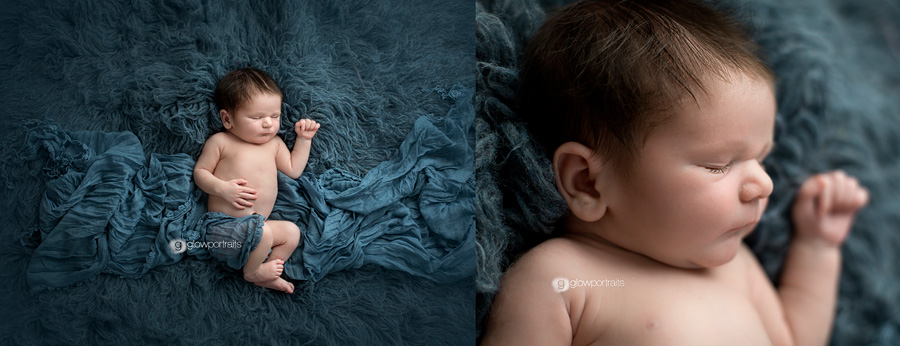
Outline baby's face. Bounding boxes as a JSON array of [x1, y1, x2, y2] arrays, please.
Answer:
[[224, 92, 282, 144], [602, 74, 775, 268]]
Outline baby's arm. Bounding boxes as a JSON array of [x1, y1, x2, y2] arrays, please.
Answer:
[[193, 134, 258, 209], [778, 171, 868, 345], [482, 248, 574, 346], [275, 119, 320, 179]]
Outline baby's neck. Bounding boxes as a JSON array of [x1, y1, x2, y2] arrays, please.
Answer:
[[563, 213, 620, 247], [563, 214, 707, 271], [224, 130, 264, 145]]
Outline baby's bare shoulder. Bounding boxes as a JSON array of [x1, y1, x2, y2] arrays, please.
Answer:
[[204, 132, 233, 147], [501, 236, 631, 298], [484, 238, 582, 345], [485, 237, 630, 345], [507, 237, 590, 278]]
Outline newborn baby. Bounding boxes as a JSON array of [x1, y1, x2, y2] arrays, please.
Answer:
[[194, 68, 320, 294], [482, 1, 869, 344]]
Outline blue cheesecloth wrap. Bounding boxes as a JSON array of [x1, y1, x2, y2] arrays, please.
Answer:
[[195, 212, 266, 271], [20, 86, 475, 292]]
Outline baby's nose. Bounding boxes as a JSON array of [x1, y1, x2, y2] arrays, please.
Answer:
[[740, 161, 773, 202]]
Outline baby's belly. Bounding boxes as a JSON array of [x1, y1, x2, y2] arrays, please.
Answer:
[[610, 297, 771, 345], [206, 177, 278, 219], [207, 189, 277, 218]]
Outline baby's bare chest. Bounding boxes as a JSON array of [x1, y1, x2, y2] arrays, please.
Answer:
[[570, 269, 772, 345], [214, 143, 278, 187]]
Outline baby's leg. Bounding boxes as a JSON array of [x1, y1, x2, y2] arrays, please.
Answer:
[[243, 224, 283, 283], [265, 220, 301, 262], [244, 221, 300, 294]]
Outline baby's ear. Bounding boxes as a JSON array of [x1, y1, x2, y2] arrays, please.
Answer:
[[553, 142, 608, 222], [220, 109, 233, 129]]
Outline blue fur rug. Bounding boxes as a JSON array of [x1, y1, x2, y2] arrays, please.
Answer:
[[476, 0, 900, 344], [0, 0, 474, 345]]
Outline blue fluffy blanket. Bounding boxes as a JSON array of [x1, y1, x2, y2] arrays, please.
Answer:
[[476, 0, 900, 344], [0, 0, 474, 344]]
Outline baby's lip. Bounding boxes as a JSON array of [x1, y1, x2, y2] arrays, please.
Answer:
[[730, 219, 760, 233]]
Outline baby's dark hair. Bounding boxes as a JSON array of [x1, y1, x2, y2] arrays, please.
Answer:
[[518, 0, 774, 171], [214, 68, 283, 112]]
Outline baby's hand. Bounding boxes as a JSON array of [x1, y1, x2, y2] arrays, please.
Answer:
[[221, 178, 258, 210], [295, 119, 320, 140], [792, 171, 869, 246]]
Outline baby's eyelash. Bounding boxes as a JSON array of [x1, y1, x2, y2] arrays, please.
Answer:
[[705, 164, 730, 174]]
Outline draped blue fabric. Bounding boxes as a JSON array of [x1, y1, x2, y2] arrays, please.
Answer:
[[23, 86, 474, 291]]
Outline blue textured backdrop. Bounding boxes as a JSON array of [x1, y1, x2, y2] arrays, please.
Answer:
[[475, 0, 900, 344], [0, 0, 474, 345]]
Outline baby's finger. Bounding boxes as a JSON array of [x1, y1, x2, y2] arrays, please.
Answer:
[[794, 176, 821, 218], [836, 173, 863, 212], [839, 175, 858, 206], [827, 172, 844, 207], [817, 175, 832, 217], [832, 173, 846, 208], [857, 187, 870, 207], [842, 174, 869, 210]]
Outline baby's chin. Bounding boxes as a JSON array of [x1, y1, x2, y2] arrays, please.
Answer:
[[239, 133, 275, 144], [684, 240, 744, 269], [648, 238, 744, 269]]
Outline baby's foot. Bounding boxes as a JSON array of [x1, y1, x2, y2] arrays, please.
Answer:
[[255, 278, 295, 294], [792, 170, 869, 246], [244, 259, 284, 283]]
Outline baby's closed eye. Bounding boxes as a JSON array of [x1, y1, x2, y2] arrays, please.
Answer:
[[704, 165, 730, 174]]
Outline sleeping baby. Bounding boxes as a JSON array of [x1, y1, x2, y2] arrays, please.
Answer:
[[482, 0, 869, 344], [193, 68, 319, 294]]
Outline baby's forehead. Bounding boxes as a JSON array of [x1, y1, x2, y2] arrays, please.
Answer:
[[651, 74, 776, 142], [675, 72, 775, 112], [245, 90, 282, 102], [236, 91, 282, 107]]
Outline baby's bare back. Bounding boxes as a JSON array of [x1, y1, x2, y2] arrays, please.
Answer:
[[484, 237, 776, 345], [207, 136, 279, 219]]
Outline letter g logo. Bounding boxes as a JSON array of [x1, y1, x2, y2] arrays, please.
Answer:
[[169, 238, 187, 254], [551, 277, 570, 293]]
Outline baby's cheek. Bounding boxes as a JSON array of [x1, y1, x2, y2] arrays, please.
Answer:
[[687, 193, 734, 227]]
